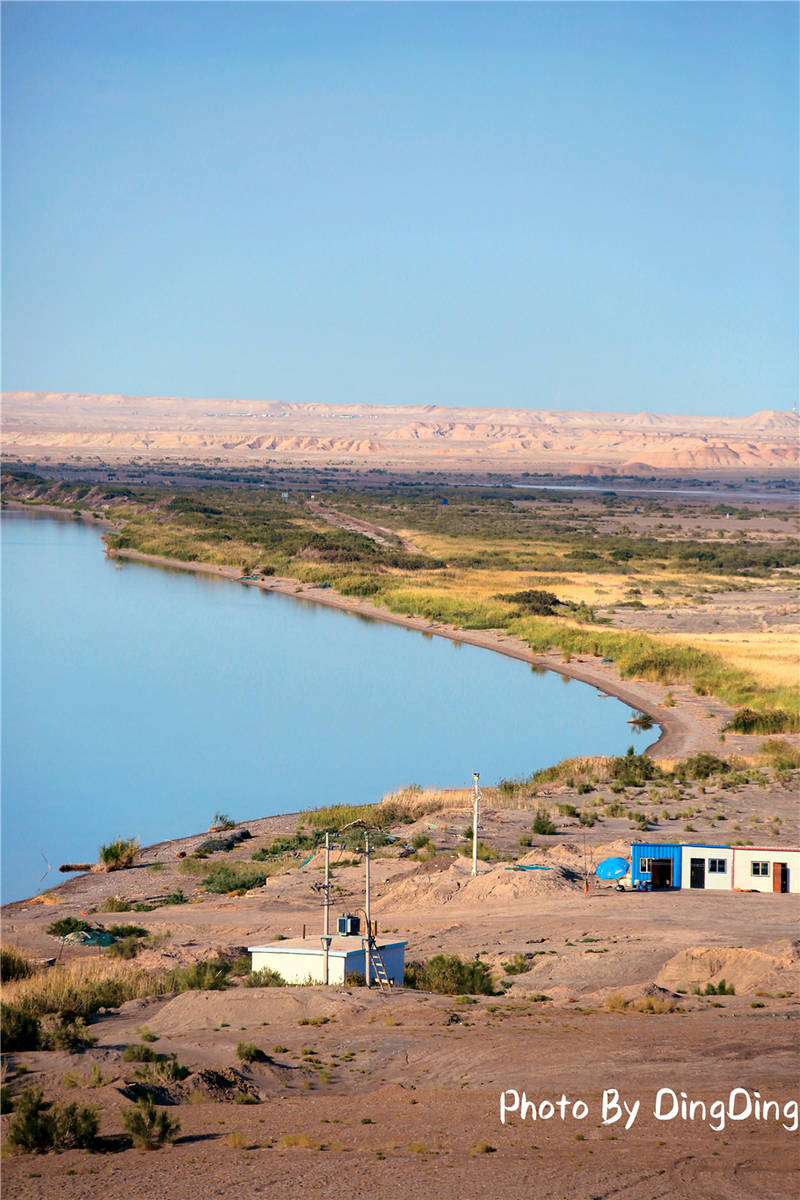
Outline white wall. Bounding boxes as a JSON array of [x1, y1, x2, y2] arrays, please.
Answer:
[[680, 847, 732, 892], [732, 848, 800, 894], [250, 948, 346, 985]]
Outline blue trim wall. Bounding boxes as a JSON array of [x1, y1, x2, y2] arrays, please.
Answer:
[[631, 843, 683, 888]]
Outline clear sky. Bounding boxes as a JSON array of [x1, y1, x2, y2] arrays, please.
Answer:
[[2, 1, 797, 416]]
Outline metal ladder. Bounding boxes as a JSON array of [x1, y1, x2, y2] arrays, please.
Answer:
[[368, 937, 393, 991]]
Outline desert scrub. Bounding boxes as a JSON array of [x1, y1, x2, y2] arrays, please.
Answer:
[[122, 1095, 180, 1150], [0, 945, 35, 982], [501, 953, 530, 976], [532, 809, 557, 835], [236, 1042, 266, 1064], [457, 839, 496, 861], [46, 916, 89, 939], [404, 954, 497, 996], [6, 1086, 99, 1153], [201, 863, 272, 894], [243, 966, 287, 988], [2, 959, 171, 1026], [97, 895, 132, 912], [98, 836, 140, 870], [165, 957, 233, 991]]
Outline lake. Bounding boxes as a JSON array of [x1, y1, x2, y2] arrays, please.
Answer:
[[1, 508, 643, 903]]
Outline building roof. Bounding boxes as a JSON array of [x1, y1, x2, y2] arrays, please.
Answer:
[[248, 936, 408, 957]]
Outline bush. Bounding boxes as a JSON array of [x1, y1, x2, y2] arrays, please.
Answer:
[[236, 1042, 262, 1064], [1, 945, 35, 982], [727, 708, 799, 735], [243, 967, 286, 988], [758, 739, 800, 771], [98, 837, 139, 870], [46, 916, 89, 940], [1, 1003, 40, 1051], [123, 1043, 160, 1063], [532, 809, 556, 836], [501, 953, 530, 976], [6, 1086, 99, 1153], [97, 896, 132, 913], [673, 753, 728, 782], [404, 954, 497, 996], [457, 840, 496, 861], [165, 958, 232, 991], [609, 748, 660, 787], [201, 864, 272, 894], [38, 1013, 97, 1052], [122, 1095, 180, 1150], [211, 812, 236, 829]]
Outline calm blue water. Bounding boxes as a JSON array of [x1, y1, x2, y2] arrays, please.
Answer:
[[1, 509, 641, 903]]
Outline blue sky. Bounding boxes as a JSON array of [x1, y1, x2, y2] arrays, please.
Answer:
[[2, 2, 797, 416]]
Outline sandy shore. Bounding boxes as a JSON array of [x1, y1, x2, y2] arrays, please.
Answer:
[[104, 544, 740, 761]]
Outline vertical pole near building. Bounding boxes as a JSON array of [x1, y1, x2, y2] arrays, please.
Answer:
[[322, 832, 331, 984], [364, 829, 371, 987], [472, 772, 480, 877], [324, 833, 330, 938]]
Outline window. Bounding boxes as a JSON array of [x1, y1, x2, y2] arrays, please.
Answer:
[[751, 861, 770, 877], [639, 858, 652, 873], [708, 859, 727, 874]]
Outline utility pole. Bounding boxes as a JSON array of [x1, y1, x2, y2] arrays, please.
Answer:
[[322, 832, 331, 984], [364, 829, 371, 987], [472, 772, 481, 877]]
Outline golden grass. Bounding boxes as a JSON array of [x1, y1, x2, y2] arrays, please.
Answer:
[[666, 632, 800, 688], [3, 958, 169, 1017]]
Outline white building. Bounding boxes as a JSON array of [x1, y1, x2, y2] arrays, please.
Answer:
[[680, 845, 733, 891], [247, 935, 408, 986], [732, 847, 800, 894]]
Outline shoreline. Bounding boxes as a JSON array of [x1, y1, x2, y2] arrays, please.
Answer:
[[3, 497, 745, 760], [102, 545, 707, 759]]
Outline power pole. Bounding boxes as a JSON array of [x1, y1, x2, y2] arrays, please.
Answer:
[[322, 832, 331, 984], [472, 772, 481, 877], [364, 829, 371, 987]]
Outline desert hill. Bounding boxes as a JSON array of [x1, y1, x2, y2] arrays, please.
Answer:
[[2, 391, 797, 475]]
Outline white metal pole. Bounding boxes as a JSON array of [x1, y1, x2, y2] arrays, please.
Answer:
[[364, 830, 371, 987], [472, 772, 480, 877], [324, 832, 330, 937]]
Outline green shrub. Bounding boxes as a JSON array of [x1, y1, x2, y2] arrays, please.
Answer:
[[758, 739, 800, 770], [609, 749, 660, 787], [411, 833, 431, 850], [727, 708, 799, 735], [211, 812, 236, 829], [501, 953, 530, 976], [243, 967, 286, 988], [98, 837, 139, 869], [122, 1095, 180, 1150], [532, 809, 556, 836], [123, 1043, 160, 1063], [1, 1003, 40, 1051], [404, 954, 497, 996], [6, 1086, 99, 1153], [201, 864, 272, 894], [97, 896, 132, 913], [38, 1013, 97, 1052], [165, 958, 232, 991], [456, 840, 496, 861], [236, 1042, 261, 1063], [673, 753, 728, 782], [46, 916, 89, 940], [1, 945, 35, 982]]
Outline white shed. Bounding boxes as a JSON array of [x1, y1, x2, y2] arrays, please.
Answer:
[[732, 847, 800, 894], [680, 845, 733, 891], [247, 935, 407, 986]]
